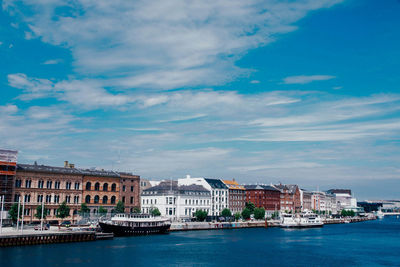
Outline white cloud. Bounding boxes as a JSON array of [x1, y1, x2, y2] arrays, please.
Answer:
[[283, 75, 336, 84], [42, 59, 61, 65], [3, 0, 343, 89]]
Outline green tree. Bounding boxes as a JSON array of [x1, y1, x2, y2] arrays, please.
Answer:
[[271, 211, 279, 219], [151, 207, 161, 216], [34, 204, 48, 220], [98, 206, 108, 215], [254, 207, 266, 220], [132, 207, 141, 213], [194, 210, 208, 221], [79, 203, 90, 216], [8, 203, 23, 223], [234, 212, 241, 221], [221, 208, 232, 217], [241, 208, 251, 220], [56, 201, 70, 220], [245, 202, 255, 213], [115, 201, 125, 213]]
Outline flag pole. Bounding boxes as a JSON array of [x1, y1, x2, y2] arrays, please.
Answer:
[[16, 198, 21, 231]]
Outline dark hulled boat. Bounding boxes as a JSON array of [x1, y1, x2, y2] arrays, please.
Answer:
[[99, 214, 171, 237]]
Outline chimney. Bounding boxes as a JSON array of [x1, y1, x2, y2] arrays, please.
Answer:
[[64, 161, 69, 168]]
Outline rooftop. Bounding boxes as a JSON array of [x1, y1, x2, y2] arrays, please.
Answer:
[[204, 178, 228, 189]]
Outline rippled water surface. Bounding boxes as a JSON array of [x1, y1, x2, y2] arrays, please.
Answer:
[[1, 216, 400, 266]]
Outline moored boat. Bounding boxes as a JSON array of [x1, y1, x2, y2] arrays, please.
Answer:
[[99, 214, 171, 237], [280, 212, 324, 228]]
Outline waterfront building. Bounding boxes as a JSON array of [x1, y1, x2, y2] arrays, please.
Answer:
[[141, 180, 211, 220], [272, 184, 301, 213], [222, 179, 245, 214], [300, 190, 313, 211], [243, 184, 280, 217], [119, 172, 140, 213], [0, 149, 18, 209], [82, 167, 121, 214], [15, 163, 83, 223], [178, 176, 228, 217], [327, 189, 356, 212]]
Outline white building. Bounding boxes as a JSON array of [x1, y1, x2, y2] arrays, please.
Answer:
[[178, 176, 229, 217], [327, 189, 357, 212], [141, 180, 211, 221]]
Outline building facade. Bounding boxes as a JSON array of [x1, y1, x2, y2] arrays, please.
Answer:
[[244, 185, 281, 217], [178, 176, 228, 217], [14, 163, 83, 223], [301, 190, 313, 211], [273, 184, 301, 212], [141, 180, 211, 220], [119, 172, 141, 213], [222, 179, 245, 214]]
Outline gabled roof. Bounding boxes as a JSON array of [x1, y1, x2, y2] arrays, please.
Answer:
[[204, 178, 228, 189], [142, 181, 209, 194], [222, 180, 245, 190], [273, 184, 299, 194], [243, 184, 280, 191]]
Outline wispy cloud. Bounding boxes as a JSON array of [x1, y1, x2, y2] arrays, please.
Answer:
[[42, 59, 61, 65], [283, 75, 336, 84]]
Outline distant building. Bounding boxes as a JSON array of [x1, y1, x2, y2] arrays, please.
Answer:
[[327, 188, 356, 211], [179, 176, 228, 216], [222, 179, 245, 214], [300, 190, 313, 211], [272, 184, 301, 212], [141, 180, 211, 220], [243, 185, 280, 217]]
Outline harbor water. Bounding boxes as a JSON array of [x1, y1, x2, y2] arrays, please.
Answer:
[[1, 216, 399, 266]]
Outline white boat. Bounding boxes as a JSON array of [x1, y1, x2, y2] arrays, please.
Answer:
[[280, 212, 324, 228], [376, 210, 384, 219]]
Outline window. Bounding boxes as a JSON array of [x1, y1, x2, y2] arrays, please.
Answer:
[[131, 186, 134, 192], [103, 183, 108, 191], [54, 195, 60, 203], [123, 185, 126, 192], [111, 196, 116, 204], [14, 194, 20, 202], [130, 197, 134, 204], [103, 196, 108, 204], [46, 195, 51, 203], [111, 183, 116, 192], [55, 181, 60, 189], [86, 182, 91, 190], [94, 195, 100, 204], [24, 194, 31, 203], [38, 180, 44, 188], [37, 195, 43, 203], [75, 182, 80, 190], [74, 196, 79, 204], [25, 180, 32, 188], [65, 195, 71, 203], [47, 181, 52, 189], [66, 182, 71, 190], [15, 180, 22, 188], [122, 196, 125, 203], [85, 195, 91, 203], [95, 182, 100, 191]]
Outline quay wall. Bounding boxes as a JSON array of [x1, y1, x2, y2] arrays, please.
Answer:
[[0, 231, 97, 247]]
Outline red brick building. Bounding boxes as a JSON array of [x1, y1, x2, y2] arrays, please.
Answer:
[[273, 184, 301, 213], [119, 172, 140, 213], [222, 179, 245, 214], [244, 185, 281, 217]]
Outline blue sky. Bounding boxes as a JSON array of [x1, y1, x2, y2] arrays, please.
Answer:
[[1, 0, 400, 200]]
